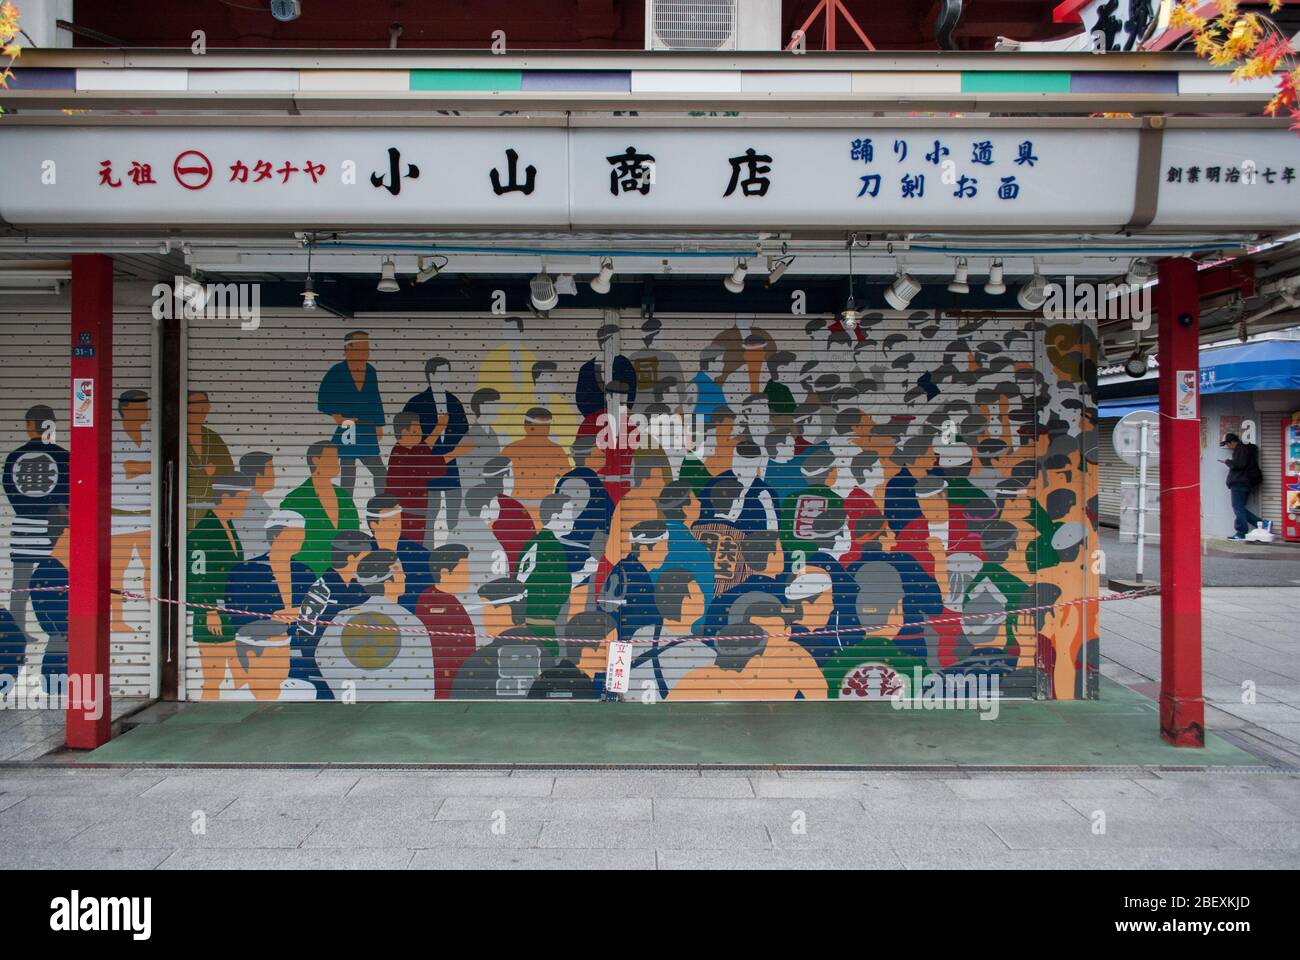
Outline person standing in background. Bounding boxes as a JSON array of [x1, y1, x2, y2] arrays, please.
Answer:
[[3, 404, 68, 637], [1220, 432, 1267, 539], [317, 330, 386, 498]]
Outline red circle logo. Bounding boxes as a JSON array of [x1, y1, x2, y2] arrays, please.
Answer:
[[173, 150, 213, 191]]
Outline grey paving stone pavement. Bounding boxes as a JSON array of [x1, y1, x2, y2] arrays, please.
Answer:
[[0, 765, 1295, 868]]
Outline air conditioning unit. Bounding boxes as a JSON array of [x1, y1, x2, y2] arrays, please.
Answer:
[[647, 0, 781, 52], [648, 0, 737, 51]]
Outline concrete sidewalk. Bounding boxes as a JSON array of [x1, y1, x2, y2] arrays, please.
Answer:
[[0, 765, 1296, 869], [1099, 586, 1300, 766]]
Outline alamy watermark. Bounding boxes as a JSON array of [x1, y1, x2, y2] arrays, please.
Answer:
[[151, 276, 262, 329], [1043, 276, 1151, 329], [0, 672, 106, 720], [891, 668, 1001, 720]]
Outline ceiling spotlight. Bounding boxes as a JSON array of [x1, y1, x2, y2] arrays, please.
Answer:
[[1125, 258, 1156, 287], [947, 257, 970, 295], [531, 271, 559, 311], [1124, 344, 1149, 378], [377, 257, 399, 293], [883, 270, 921, 311], [176, 273, 206, 312], [1017, 271, 1049, 310], [301, 275, 318, 311], [984, 258, 1006, 296], [765, 256, 793, 288], [415, 256, 443, 284], [724, 260, 749, 294], [555, 274, 578, 296], [590, 258, 615, 294]]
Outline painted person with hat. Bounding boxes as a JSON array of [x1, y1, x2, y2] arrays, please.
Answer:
[[503, 406, 572, 525], [189, 471, 252, 700], [281, 440, 361, 575], [415, 543, 477, 699], [314, 549, 435, 700], [3, 403, 68, 638], [600, 520, 671, 641], [576, 322, 638, 423], [317, 330, 386, 498], [629, 317, 686, 408], [225, 508, 316, 697], [516, 493, 580, 638], [294, 529, 373, 698], [527, 610, 613, 700], [450, 578, 547, 696], [363, 493, 432, 609], [779, 448, 843, 559], [227, 619, 315, 701]]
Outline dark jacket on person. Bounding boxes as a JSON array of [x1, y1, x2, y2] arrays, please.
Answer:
[[1225, 442, 1263, 489]]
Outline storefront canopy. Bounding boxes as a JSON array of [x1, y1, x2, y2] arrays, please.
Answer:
[[1099, 340, 1300, 417]]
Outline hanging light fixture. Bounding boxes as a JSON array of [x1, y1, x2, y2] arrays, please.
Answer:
[[840, 237, 863, 328], [947, 257, 970, 295], [723, 259, 748, 294], [1125, 257, 1156, 287], [1017, 262, 1050, 310], [984, 258, 1006, 295], [590, 258, 615, 295], [531, 271, 559, 311], [301, 237, 317, 310], [883, 264, 921, 311], [377, 257, 399, 293]]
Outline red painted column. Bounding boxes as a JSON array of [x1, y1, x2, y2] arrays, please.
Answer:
[[66, 255, 114, 748], [1155, 257, 1204, 747]]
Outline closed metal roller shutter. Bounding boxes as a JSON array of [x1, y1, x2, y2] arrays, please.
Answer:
[[184, 306, 1088, 702], [0, 301, 154, 700], [1258, 412, 1283, 528]]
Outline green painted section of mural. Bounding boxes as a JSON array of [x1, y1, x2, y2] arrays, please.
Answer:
[[87, 678, 1258, 766]]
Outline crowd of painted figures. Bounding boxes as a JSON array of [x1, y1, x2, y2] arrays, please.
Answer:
[[1, 311, 1099, 704]]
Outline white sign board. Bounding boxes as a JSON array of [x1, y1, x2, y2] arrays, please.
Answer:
[[1176, 370, 1198, 420], [1113, 409, 1159, 466], [0, 125, 1295, 231], [604, 640, 633, 695], [72, 378, 94, 427]]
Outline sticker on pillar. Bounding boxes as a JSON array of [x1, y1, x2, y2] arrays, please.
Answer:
[[604, 639, 632, 695], [72, 378, 94, 427], [1176, 370, 1197, 420]]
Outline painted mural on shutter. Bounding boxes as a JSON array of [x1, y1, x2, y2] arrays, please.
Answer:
[[0, 301, 154, 701], [183, 308, 1098, 702]]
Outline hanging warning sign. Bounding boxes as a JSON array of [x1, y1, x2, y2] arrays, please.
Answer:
[[72, 377, 94, 427], [1176, 370, 1198, 420], [604, 639, 633, 695]]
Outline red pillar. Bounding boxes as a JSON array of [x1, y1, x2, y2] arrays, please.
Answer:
[[1155, 257, 1205, 747], [66, 255, 113, 748]]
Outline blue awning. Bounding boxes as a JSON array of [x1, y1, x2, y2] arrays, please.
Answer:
[[1198, 340, 1300, 395], [1098, 398, 1157, 419], [1099, 340, 1300, 417]]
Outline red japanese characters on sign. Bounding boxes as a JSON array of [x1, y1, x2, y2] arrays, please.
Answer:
[[173, 150, 214, 191]]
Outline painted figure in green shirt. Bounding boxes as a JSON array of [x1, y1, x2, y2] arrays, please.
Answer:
[[779, 450, 843, 559], [280, 441, 360, 574], [188, 474, 251, 646], [516, 493, 576, 639]]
